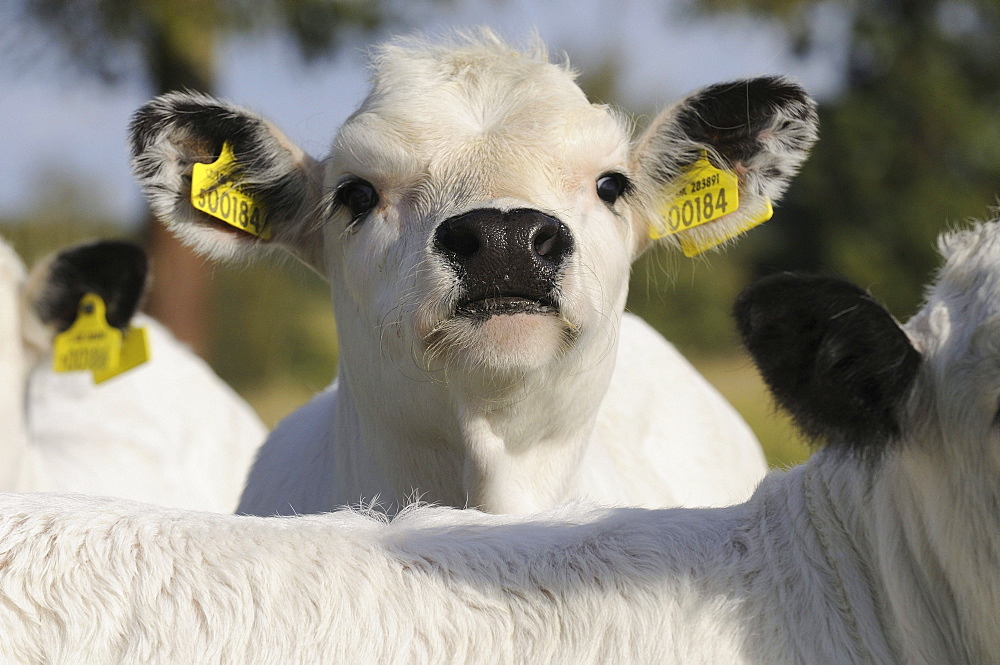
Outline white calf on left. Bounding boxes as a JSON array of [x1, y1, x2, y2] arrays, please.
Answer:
[[2, 237, 265, 511]]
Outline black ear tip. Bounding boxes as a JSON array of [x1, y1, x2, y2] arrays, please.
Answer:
[[735, 272, 921, 455], [56, 240, 148, 281], [129, 98, 170, 156], [40, 240, 149, 331], [129, 92, 198, 157], [747, 75, 810, 102], [692, 75, 812, 110], [734, 273, 859, 348]]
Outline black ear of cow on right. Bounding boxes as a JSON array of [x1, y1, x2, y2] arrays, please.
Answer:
[[33, 240, 148, 332], [734, 272, 922, 457]]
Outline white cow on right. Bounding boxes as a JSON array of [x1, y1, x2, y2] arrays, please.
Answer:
[[129, 30, 818, 515], [4, 220, 1000, 663]]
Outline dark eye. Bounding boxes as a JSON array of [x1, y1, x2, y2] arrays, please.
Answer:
[[596, 173, 629, 204], [336, 179, 379, 225]]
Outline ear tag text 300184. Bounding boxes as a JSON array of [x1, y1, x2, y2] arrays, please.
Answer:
[[191, 142, 271, 239]]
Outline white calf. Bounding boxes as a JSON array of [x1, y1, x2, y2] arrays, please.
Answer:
[[129, 30, 817, 514], [3, 220, 1000, 663], [2, 238, 265, 511], [0, 239, 35, 490]]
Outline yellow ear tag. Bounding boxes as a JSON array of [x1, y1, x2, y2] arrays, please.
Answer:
[[191, 142, 271, 239], [92, 325, 150, 384], [676, 199, 773, 258], [52, 293, 150, 384], [53, 293, 123, 375], [649, 155, 773, 257]]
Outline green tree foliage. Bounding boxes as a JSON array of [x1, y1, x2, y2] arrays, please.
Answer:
[[18, 1, 384, 89]]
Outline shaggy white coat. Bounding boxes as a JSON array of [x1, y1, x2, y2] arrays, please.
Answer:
[[3, 220, 997, 664], [0, 239, 266, 512], [130, 31, 819, 515]]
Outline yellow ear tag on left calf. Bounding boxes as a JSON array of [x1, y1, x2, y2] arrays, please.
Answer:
[[92, 325, 149, 384], [53, 293, 149, 383]]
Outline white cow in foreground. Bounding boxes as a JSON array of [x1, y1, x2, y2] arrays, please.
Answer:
[[1, 237, 265, 511], [130, 31, 816, 514], [3, 220, 1000, 663]]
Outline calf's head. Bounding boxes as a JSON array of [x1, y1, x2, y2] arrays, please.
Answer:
[[130, 32, 816, 380], [20, 240, 148, 363]]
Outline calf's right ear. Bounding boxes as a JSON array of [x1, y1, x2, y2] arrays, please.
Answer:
[[129, 92, 325, 270], [630, 77, 818, 256], [734, 273, 921, 456]]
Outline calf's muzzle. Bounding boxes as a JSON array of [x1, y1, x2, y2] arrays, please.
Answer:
[[434, 208, 574, 317]]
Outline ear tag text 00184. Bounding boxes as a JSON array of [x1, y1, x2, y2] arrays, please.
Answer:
[[191, 142, 271, 239], [52, 293, 150, 384], [650, 154, 773, 257]]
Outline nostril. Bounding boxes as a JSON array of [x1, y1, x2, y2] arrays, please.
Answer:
[[533, 226, 557, 257], [449, 226, 480, 257], [531, 219, 573, 265], [436, 222, 480, 258]]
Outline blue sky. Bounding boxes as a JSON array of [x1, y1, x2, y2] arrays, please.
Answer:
[[0, 0, 848, 224]]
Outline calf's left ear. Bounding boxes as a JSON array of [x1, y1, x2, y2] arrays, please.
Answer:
[[630, 76, 818, 256], [734, 273, 921, 455]]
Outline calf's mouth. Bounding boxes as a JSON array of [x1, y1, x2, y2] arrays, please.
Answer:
[[455, 294, 559, 320]]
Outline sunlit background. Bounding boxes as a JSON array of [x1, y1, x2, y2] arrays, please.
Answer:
[[3, 0, 998, 467]]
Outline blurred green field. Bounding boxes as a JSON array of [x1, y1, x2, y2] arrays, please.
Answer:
[[691, 355, 810, 468]]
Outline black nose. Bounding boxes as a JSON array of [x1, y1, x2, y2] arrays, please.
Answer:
[[434, 208, 573, 282], [434, 208, 574, 307]]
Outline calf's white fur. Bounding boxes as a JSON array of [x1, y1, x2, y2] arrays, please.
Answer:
[[0, 238, 265, 511], [129, 31, 817, 514], [3, 220, 1000, 663]]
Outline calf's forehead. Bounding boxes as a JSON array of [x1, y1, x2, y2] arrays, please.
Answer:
[[327, 37, 631, 199]]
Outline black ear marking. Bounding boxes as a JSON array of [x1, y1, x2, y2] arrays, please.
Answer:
[[128, 92, 268, 182], [735, 273, 921, 455], [633, 76, 818, 238], [129, 92, 273, 192], [673, 76, 817, 167], [34, 241, 148, 332]]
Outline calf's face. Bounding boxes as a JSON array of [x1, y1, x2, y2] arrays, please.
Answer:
[[327, 51, 636, 373], [129, 33, 817, 378]]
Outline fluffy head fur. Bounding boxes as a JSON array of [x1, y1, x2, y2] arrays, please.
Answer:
[[129, 30, 817, 378]]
